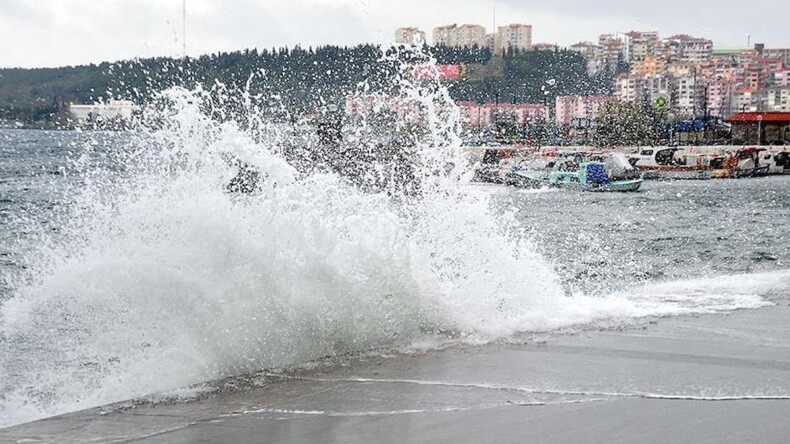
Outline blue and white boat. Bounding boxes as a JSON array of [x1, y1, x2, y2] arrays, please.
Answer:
[[514, 161, 644, 192]]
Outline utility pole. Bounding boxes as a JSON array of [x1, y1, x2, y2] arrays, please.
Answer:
[[494, 91, 500, 139], [491, 4, 497, 57], [757, 114, 762, 145], [182, 0, 187, 59], [492, 4, 496, 37]]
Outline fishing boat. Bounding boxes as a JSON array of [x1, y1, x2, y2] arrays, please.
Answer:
[[628, 146, 776, 179], [470, 146, 537, 186], [709, 147, 771, 178], [628, 147, 718, 180], [513, 161, 644, 192], [763, 148, 790, 174]]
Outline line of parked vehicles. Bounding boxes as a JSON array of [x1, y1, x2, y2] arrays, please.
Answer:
[[471, 145, 790, 192]]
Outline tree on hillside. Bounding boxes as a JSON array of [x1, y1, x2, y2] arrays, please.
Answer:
[[594, 100, 661, 147]]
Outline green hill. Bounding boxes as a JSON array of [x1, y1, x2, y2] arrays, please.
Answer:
[[0, 44, 614, 126]]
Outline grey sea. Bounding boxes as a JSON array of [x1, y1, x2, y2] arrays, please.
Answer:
[[2, 129, 790, 442]]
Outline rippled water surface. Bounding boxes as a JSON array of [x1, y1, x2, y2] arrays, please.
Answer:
[[1, 124, 789, 427]]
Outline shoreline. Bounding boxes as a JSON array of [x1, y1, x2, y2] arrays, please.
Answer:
[[3, 304, 790, 443]]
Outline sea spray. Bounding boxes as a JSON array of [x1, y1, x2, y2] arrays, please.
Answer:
[[0, 51, 557, 424], [0, 47, 782, 427]]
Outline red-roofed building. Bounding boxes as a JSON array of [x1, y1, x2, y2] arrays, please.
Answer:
[[724, 112, 790, 144]]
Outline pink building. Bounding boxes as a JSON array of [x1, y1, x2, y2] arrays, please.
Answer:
[[739, 55, 786, 90], [704, 80, 734, 117], [555, 96, 616, 125], [457, 102, 549, 127], [344, 94, 422, 123]]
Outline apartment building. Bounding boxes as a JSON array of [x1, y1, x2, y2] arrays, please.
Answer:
[[615, 74, 644, 102], [457, 102, 548, 127], [555, 96, 615, 125], [704, 79, 734, 117], [761, 87, 790, 111], [675, 74, 698, 116], [732, 88, 759, 113], [598, 34, 625, 72], [433, 24, 487, 48], [495, 24, 533, 54], [569, 41, 606, 74], [395, 27, 426, 45], [660, 35, 713, 65], [762, 47, 790, 65], [624, 31, 659, 62]]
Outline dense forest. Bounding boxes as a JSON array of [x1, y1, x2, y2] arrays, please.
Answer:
[[0, 44, 615, 126]]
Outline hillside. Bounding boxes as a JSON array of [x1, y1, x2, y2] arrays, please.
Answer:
[[0, 44, 614, 126]]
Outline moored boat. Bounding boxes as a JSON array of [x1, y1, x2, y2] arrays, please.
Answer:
[[513, 161, 644, 192]]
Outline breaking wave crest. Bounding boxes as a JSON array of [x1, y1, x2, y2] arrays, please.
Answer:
[[0, 52, 786, 427]]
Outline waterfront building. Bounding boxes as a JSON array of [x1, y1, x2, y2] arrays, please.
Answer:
[[457, 102, 548, 128], [395, 27, 426, 45], [411, 64, 462, 80], [344, 94, 422, 123], [69, 99, 136, 124], [700, 55, 741, 83], [555, 96, 615, 126], [725, 111, 790, 144], [643, 74, 674, 107]]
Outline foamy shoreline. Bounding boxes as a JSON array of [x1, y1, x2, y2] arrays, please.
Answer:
[[4, 304, 790, 443]]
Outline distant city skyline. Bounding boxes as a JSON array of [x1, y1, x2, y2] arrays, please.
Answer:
[[0, 0, 787, 68]]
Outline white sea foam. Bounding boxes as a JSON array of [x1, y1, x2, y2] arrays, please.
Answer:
[[1, 53, 788, 428]]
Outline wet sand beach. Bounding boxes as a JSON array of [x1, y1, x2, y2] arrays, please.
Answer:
[[4, 305, 790, 443]]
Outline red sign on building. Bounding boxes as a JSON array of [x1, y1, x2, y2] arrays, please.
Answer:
[[412, 64, 462, 80]]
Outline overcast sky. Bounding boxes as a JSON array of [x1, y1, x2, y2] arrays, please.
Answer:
[[0, 0, 786, 68]]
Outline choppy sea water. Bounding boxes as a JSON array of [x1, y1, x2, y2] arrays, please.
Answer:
[[1, 116, 790, 427]]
